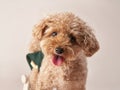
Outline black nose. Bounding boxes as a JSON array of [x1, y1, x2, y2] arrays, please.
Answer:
[[55, 47, 64, 54]]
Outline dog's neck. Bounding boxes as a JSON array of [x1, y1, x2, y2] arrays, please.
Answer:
[[62, 55, 87, 81], [40, 52, 87, 81]]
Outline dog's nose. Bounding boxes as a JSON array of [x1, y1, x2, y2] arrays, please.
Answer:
[[55, 47, 64, 54]]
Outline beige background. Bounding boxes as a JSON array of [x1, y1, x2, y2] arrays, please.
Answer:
[[0, 0, 120, 90]]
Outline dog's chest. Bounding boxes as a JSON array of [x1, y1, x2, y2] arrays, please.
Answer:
[[62, 60, 87, 81], [40, 59, 87, 82]]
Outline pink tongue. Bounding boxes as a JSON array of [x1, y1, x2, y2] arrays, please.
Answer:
[[52, 55, 64, 66]]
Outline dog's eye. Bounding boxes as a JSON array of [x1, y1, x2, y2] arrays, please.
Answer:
[[69, 35, 76, 43], [51, 32, 57, 37]]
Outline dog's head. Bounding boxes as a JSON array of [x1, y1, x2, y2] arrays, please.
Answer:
[[31, 12, 99, 66]]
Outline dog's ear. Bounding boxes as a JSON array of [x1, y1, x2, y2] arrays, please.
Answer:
[[33, 21, 49, 40], [29, 20, 49, 52], [77, 25, 99, 57]]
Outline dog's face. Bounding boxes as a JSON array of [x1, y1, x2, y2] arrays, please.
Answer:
[[32, 13, 99, 66]]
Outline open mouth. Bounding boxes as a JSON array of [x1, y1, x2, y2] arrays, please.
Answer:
[[52, 55, 64, 66]]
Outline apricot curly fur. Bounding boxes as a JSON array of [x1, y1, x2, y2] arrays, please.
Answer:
[[28, 12, 99, 90]]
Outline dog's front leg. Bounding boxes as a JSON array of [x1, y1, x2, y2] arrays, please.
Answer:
[[29, 61, 39, 90]]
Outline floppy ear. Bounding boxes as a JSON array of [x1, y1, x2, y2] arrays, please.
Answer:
[[77, 25, 99, 57], [29, 20, 48, 53], [33, 20, 49, 40]]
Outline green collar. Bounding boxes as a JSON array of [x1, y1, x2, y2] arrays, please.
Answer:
[[26, 51, 44, 70]]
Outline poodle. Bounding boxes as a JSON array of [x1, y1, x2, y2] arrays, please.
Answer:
[[22, 12, 99, 90]]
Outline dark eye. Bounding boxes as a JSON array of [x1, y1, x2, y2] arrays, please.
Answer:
[[69, 35, 76, 43], [51, 32, 57, 37]]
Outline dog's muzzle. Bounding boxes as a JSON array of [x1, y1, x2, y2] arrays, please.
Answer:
[[55, 47, 64, 54]]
